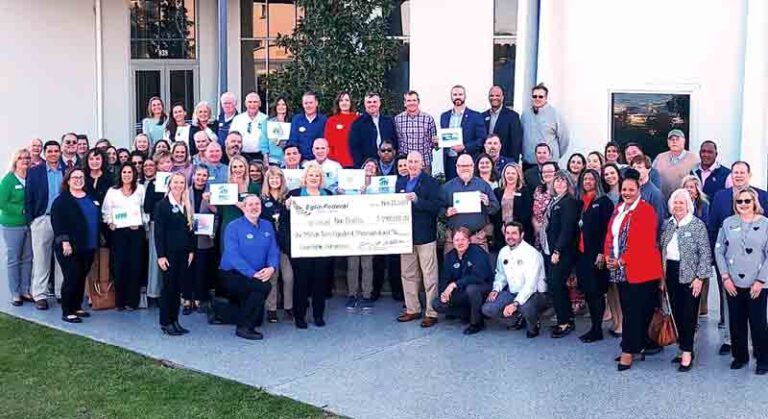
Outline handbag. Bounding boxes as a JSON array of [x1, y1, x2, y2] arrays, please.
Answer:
[[648, 288, 678, 346], [86, 247, 116, 310]]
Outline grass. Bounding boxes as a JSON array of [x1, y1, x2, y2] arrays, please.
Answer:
[[0, 313, 335, 419]]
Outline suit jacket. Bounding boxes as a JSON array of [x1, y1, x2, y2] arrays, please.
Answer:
[[692, 165, 730, 200], [439, 108, 487, 157], [491, 185, 534, 249], [153, 197, 195, 258], [348, 113, 397, 168], [603, 200, 663, 284], [578, 195, 614, 259], [482, 107, 523, 163], [396, 173, 443, 245], [545, 194, 581, 258], [25, 161, 67, 223]]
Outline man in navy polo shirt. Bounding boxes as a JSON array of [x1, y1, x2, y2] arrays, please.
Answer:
[[288, 91, 328, 161]]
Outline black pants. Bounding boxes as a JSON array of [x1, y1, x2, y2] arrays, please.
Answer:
[[56, 249, 95, 316], [576, 251, 609, 334], [545, 253, 574, 325], [665, 261, 700, 352], [444, 155, 458, 181], [112, 228, 145, 309], [618, 280, 659, 354], [159, 251, 189, 326], [293, 257, 331, 321], [184, 248, 215, 302], [432, 283, 492, 326], [714, 263, 726, 324], [728, 287, 768, 368], [219, 269, 272, 329], [373, 254, 403, 299]]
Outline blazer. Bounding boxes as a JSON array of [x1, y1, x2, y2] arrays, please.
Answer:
[[481, 107, 523, 163], [85, 173, 113, 206], [439, 108, 487, 157], [603, 200, 663, 284], [578, 195, 614, 259], [278, 188, 334, 257], [349, 113, 397, 168], [153, 197, 195, 258], [692, 164, 730, 199], [50, 191, 99, 253], [143, 180, 165, 222], [545, 194, 581, 258], [190, 185, 217, 250], [25, 160, 67, 223], [660, 216, 712, 284], [260, 194, 289, 254], [396, 173, 443, 245], [491, 185, 534, 249]]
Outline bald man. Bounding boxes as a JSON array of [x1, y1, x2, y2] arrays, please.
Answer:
[[482, 86, 523, 163]]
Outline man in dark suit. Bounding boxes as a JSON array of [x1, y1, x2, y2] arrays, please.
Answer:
[[60, 132, 81, 169], [482, 86, 523, 164], [26, 140, 67, 310], [349, 92, 397, 168], [439, 85, 487, 180]]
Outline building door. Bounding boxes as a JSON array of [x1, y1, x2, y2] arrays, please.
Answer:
[[132, 65, 198, 135]]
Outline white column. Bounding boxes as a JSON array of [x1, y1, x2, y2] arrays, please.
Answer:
[[512, 0, 540, 114], [740, 0, 768, 188]]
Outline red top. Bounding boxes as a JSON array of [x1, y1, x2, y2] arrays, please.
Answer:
[[603, 200, 663, 284], [578, 191, 595, 253], [325, 113, 358, 168]]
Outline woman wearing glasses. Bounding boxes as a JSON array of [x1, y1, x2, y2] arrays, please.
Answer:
[[714, 188, 768, 374]]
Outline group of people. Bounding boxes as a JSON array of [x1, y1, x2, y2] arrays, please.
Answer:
[[3, 84, 768, 375]]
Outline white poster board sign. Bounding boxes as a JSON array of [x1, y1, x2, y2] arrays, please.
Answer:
[[290, 194, 412, 257], [437, 128, 463, 148], [193, 213, 215, 236], [154, 172, 172, 193], [209, 183, 239, 205], [283, 169, 304, 191], [112, 206, 143, 229], [266, 121, 291, 143]]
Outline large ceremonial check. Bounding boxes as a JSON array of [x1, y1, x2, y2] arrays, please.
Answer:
[[290, 194, 412, 257]]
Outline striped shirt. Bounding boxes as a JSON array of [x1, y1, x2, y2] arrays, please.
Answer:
[[394, 111, 437, 167]]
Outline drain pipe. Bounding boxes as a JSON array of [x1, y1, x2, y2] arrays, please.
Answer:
[[95, 0, 104, 138], [218, 0, 228, 97]]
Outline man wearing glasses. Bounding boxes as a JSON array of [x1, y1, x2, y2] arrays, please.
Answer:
[[60, 133, 80, 169], [376, 140, 398, 176], [229, 92, 267, 159], [521, 83, 569, 169], [349, 92, 397, 168]]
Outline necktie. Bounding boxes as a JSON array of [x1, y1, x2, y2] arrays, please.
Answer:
[[66, 160, 74, 170]]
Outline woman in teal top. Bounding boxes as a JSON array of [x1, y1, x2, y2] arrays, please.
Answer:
[[259, 96, 292, 166], [0, 148, 33, 305], [213, 155, 261, 252], [141, 96, 168, 144]]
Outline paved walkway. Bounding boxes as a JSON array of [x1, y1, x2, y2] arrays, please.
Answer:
[[2, 285, 767, 419]]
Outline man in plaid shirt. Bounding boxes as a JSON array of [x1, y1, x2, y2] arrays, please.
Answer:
[[394, 91, 437, 173]]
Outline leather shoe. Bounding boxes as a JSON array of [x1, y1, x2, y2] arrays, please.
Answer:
[[295, 319, 308, 329], [314, 318, 326, 327], [235, 327, 263, 340], [161, 324, 182, 336], [463, 323, 484, 335], [11, 300, 22, 307], [35, 300, 49, 310], [719, 343, 731, 355], [551, 323, 574, 338], [579, 331, 604, 343], [526, 328, 540, 339], [420, 316, 438, 328], [173, 322, 189, 334], [397, 312, 421, 323], [62, 315, 82, 324], [74, 310, 90, 318], [756, 367, 768, 375], [730, 360, 747, 370]]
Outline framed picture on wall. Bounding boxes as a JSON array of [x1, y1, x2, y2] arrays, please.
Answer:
[[610, 92, 691, 160]]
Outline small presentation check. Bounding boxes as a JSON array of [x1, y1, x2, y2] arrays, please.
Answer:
[[290, 194, 413, 257]]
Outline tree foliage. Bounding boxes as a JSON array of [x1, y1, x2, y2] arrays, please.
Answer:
[[267, 0, 400, 114]]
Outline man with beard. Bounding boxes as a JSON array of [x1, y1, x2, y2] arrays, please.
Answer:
[[484, 134, 509, 178], [439, 85, 487, 180], [222, 131, 243, 165], [482, 86, 523, 163]]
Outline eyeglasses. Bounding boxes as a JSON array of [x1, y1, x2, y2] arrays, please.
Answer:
[[532, 95, 546, 99], [64, 140, 77, 145], [247, 121, 252, 134], [736, 199, 753, 204], [379, 149, 394, 153], [70, 175, 84, 180]]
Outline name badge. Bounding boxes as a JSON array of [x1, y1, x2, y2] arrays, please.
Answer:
[[336, 124, 344, 130], [264, 232, 271, 238], [592, 203, 600, 208], [517, 259, 524, 266], [93, 201, 100, 206], [246, 233, 254, 240], [299, 126, 307, 133], [453, 262, 460, 269], [684, 232, 692, 237], [264, 201, 273, 208], [14, 185, 22, 190], [484, 116, 490, 121], [514, 192, 522, 197], [172, 207, 180, 214]]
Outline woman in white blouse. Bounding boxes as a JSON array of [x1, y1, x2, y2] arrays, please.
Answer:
[[165, 104, 191, 145], [102, 163, 146, 311]]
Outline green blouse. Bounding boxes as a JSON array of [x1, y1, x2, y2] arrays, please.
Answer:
[[0, 172, 27, 227]]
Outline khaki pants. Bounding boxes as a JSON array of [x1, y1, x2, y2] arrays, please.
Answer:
[[30, 215, 63, 301], [266, 252, 294, 311], [400, 241, 439, 317], [443, 226, 490, 255], [347, 255, 373, 298]]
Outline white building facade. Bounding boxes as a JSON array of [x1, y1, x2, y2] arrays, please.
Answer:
[[2, 0, 766, 185]]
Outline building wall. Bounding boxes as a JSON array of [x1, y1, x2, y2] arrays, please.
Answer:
[[102, 0, 131, 147], [0, 0, 97, 158], [537, 0, 748, 167], [410, 0, 495, 173]]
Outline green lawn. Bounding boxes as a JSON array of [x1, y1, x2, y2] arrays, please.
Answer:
[[0, 313, 336, 419]]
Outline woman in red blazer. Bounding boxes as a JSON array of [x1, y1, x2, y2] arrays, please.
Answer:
[[324, 92, 358, 168], [604, 169, 663, 371]]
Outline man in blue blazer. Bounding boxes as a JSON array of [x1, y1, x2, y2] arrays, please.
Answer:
[[440, 85, 487, 180], [26, 140, 67, 310], [481, 86, 523, 164], [349, 92, 397, 168]]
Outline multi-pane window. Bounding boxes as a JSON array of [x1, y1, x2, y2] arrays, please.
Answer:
[[130, 0, 197, 59], [493, 0, 517, 106]]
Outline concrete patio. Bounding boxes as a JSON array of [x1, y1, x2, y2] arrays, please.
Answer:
[[2, 285, 766, 419]]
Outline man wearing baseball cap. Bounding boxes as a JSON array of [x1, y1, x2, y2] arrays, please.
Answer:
[[652, 129, 700, 199]]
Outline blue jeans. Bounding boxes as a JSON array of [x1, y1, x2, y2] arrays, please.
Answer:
[[2, 225, 32, 299]]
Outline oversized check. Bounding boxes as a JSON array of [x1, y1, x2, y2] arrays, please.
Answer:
[[290, 194, 412, 257]]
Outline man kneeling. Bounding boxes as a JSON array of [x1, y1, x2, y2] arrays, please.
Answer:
[[433, 227, 494, 335], [218, 195, 278, 340], [482, 221, 548, 338]]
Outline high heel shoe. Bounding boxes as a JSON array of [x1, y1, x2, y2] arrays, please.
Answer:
[[678, 353, 695, 372], [161, 324, 182, 336], [617, 353, 633, 371]]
